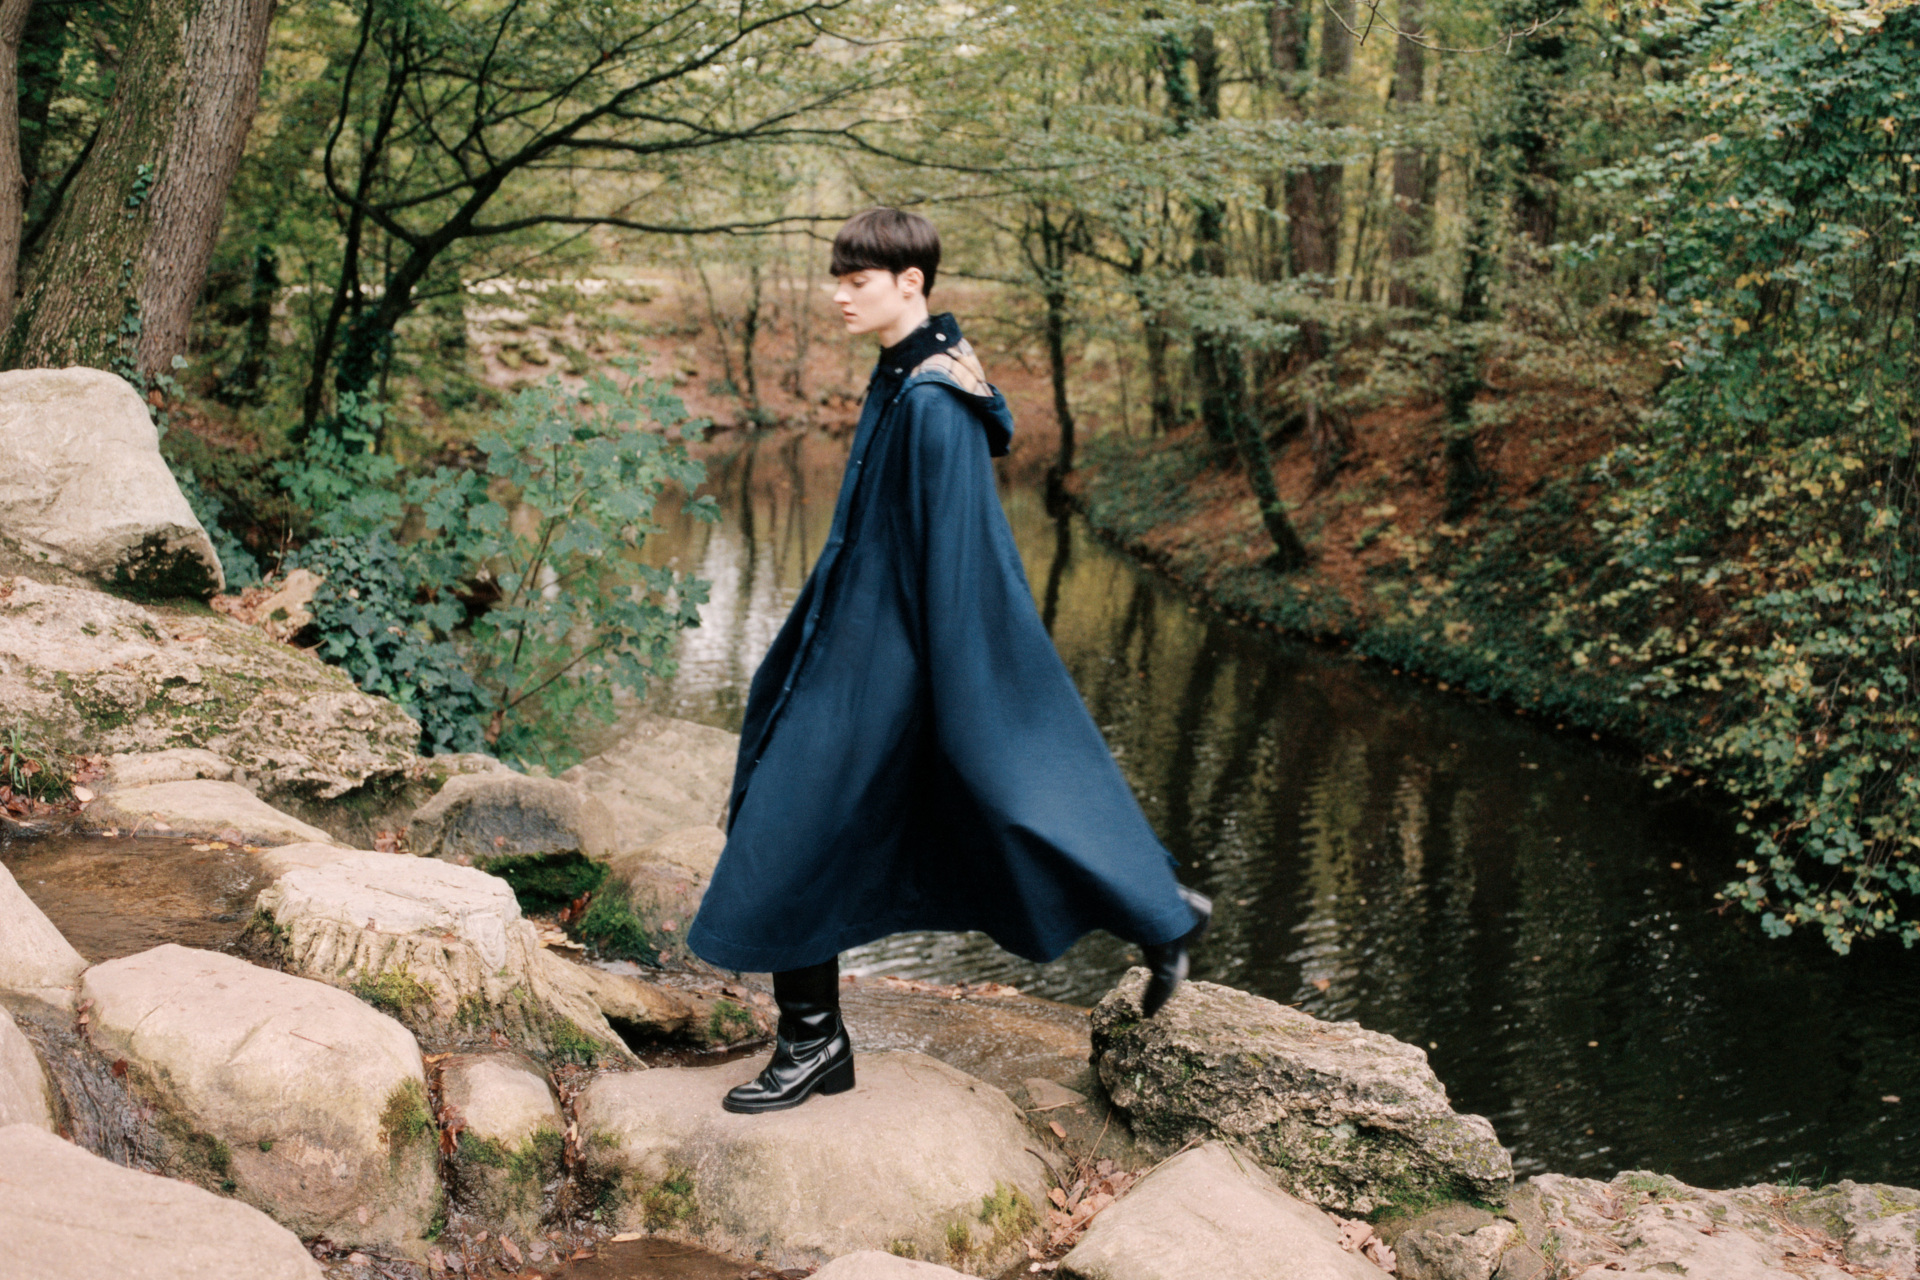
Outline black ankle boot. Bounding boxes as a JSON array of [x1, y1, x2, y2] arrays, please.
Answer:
[[722, 957, 855, 1114], [1140, 886, 1212, 1018]]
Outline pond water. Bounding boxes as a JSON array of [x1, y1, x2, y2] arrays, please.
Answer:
[[641, 429, 1920, 1191]]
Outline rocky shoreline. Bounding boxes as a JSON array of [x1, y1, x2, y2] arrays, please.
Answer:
[[3, 370, 1918, 1279]]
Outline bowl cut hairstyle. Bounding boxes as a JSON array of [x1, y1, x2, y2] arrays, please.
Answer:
[[830, 208, 941, 298]]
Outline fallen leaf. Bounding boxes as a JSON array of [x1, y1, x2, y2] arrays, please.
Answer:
[[1313, 977, 1332, 992], [1048, 1121, 1067, 1139], [571, 1249, 595, 1260], [610, 1232, 643, 1243], [501, 1236, 522, 1264], [72, 786, 94, 804], [1885, 1095, 1902, 1104], [428, 1247, 447, 1272]]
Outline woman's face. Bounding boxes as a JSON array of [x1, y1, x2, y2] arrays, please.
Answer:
[[832, 267, 923, 337]]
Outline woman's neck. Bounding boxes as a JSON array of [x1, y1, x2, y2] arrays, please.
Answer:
[[876, 300, 931, 350]]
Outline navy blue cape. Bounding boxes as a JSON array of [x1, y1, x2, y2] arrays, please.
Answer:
[[686, 317, 1194, 973]]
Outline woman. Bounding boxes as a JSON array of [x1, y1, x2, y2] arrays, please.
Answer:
[[686, 208, 1209, 1114]]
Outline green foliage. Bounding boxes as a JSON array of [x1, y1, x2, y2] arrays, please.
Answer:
[[285, 371, 714, 767], [571, 880, 659, 966], [0, 729, 68, 801], [174, 468, 262, 590], [1574, 0, 1920, 951]]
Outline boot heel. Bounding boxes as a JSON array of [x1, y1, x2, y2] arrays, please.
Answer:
[[816, 1057, 856, 1096]]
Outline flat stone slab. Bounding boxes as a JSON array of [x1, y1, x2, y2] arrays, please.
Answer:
[[577, 1050, 1047, 1269], [0, 1123, 324, 1279], [102, 747, 235, 789], [0, 575, 419, 799], [1516, 1171, 1919, 1280], [81, 944, 440, 1247], [0, 861, 86, 1009], [0, 1007, 53, 1130], [560, 712, 736, 849], [815, 1253, 971, 1279], [85, 780, 340, 845], [1092, 970, 1511, 1213], [255, 852, 626, 1060], [256, 840, 367, 878], [1060, 1142, 1387, 1280]]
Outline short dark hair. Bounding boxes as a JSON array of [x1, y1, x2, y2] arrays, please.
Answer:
[[830, 208, 940, 298]]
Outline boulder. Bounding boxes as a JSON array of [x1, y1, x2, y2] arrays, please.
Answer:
[[1785, 1180, 1920, 1275], [0, 1007, 53, 1130], [1090, 970, 1511, 1214], [254, 852, 628, 1060], [85, 779, 340, 845], [81, 944, 441, 1248], [577, 1050, 1047, 1270], [1058, 1142, 1387, 1280], [0, 1123, 324, 1279], [568, 961, 697, 1038], [440, 1053, 565, 1236], [1388, 1204, 1517, 1280], [0, 367, 222, 598], [409, 771, 616, 863], [0, 861, 86, 1009], [815, 1254, 972, 1279], [0, 575, 420, 798], [560, 712, 736, 848], [600, 825, 727, 965], [102, 746, 235, 789]]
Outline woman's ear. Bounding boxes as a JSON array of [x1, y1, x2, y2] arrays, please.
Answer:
[[897, 266, 925, 300]]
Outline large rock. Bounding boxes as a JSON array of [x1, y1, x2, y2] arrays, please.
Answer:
[[0, 1007, 53, 1130], [1786, 1179, 1920, 1274], [560, 712, 736, 848], [1090, 970, 1511, 1214], [254, 852, 628, 1060], [577, 1051, 1047, 1270], [1059, 1142, 1388, 1280], [84, 779, 340, 845], [0, 1123, 324, 1279], [1388, 1204, 1518, 1280], [1513, 1171, 1887, 1280], [440, 1052, 565, 1236], [409, 771, 616, 863], [0, 861, 86, 1009], [0, 367, 222, 598], [0, 575, 420, 798], [81, 944, 441, 1248], [600, 825, 726, 966]]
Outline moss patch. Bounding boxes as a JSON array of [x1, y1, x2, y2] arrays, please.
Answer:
[[353, 965, 437, 1017], [571, 879, 658, 965], [706, 998, 756, 1044], [477, 851, 608, 913], [640, 1167, 697, 1230], [380, 1079, 434, 1158], [980, 1181, 1036, 1242]]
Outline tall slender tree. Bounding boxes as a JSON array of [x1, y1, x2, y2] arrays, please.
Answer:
[[3, 0, 276, 378]]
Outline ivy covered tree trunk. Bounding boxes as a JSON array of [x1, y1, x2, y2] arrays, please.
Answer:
[[3, 0, 274, 378], [1386, 0, 1432, 308], [0, 0, 30, 338]]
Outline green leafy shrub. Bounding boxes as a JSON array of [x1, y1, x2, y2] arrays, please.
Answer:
[[281, 371, 715, 767]]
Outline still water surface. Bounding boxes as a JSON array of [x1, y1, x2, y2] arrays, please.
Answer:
[[642, 430, 1920, 1190]]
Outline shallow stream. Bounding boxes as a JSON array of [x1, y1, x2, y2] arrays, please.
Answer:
[[641, 430, 1920, 1190]]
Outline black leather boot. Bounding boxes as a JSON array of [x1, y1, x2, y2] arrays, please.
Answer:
[[722, 957, 855, 1114], [1140, 886, 1212, 1018]]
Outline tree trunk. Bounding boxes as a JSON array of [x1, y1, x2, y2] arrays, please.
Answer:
[[220, 241, 276, 402], [5, 0, 275, 379], [0, 0, 31, 339], [1387, 0, 1431, 308]]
